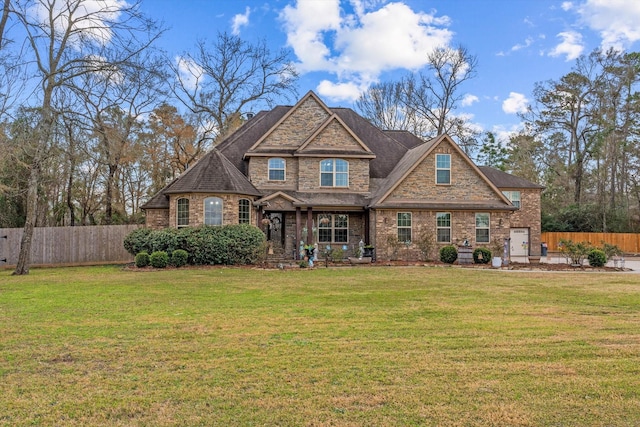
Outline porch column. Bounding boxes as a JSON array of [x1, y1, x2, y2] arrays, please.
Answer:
[[306, 207, 313, 244], [295, 207, 301, 260]]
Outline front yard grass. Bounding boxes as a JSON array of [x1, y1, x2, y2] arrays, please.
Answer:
[[1, 266, 639, 426]]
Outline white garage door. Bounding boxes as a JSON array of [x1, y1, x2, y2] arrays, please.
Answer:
[[510, 228, 529, 256]]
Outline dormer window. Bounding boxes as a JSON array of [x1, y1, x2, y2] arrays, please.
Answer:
[[320, 159, 348, 187], [268, 158, 286, 181]]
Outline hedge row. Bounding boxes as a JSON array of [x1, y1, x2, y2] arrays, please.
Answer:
[[124, 225, 266, 265]]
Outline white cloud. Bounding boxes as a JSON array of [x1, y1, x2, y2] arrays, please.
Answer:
[[280, 0, 454, 102], [316, 80, 365, 102], [502, 92, 529, 115], [549, 31, 584, 61], [231, 7, 251, 35], [576, 0, 640, 50], [511, 37, 534, 52], [561, 2, 574, 12], [175, 56, 204, 91], [461, 94, 479, 107]]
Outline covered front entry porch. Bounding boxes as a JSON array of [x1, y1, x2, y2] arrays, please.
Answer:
[[255, 191, 370, 261]]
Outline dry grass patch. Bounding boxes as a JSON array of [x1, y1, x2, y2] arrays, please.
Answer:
[[1, 266, 639, 426]]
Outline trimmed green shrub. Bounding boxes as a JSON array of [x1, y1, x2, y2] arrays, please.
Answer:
[[439, 245, 458, 264], [150, 251, 169, 268], [135, 251, 150, 268], [171, 249, 189, 267], [124, 224, 266, 266], [473, 247, 491, 264], [124, 228, 153, 256], [147, 228, 180, 256], [587, 249, 607, 267]]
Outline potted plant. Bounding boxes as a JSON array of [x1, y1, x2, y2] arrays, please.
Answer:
[[490, 237, 503, 268]]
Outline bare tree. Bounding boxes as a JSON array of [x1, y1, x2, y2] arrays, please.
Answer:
[[356, 45, 479, 151], [171, 32, 298, 143], [11, 0, 163, 275]]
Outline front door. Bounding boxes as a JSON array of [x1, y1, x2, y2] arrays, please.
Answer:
[[510, 228, 529, 256], [265, 212, 284, 247]]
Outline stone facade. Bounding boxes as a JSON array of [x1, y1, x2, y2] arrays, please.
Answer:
[[389, 141, 498, 202], [509, 187, 543, 256], [143, 91, 543, 262], [145, 209, 169, 229], [167, 193, 256, 228], [373, 209, 511, 262]]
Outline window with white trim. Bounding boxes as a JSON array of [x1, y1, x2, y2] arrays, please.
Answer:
[[320, 159, 348, 187], [238, 199, 251, 224], [204, 197, 223, 226], [268, 158, 286, 181], [397, 212, 412, 243], [436, 154, 451, 184], [502, 191, 521, 208], [475, 213, 490, 243], [177, 198, 189, 227], [318, 214, 348, 243], [436, 212, 451, 243]]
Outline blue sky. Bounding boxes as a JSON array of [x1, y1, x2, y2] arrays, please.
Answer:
[[140, 0, 640, 141]]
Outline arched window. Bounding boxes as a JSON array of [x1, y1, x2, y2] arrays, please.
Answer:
[[238, 199, 251, 224], [320, 159, 348, 187], [177, 198, 189, 227], [204, 197, 223, 226], [268, 158, 286, 181]]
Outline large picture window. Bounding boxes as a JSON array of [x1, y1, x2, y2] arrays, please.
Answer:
[[436, 212, 451, 243], [397, 212, 412, 243], [268, 158, 286, 181], [204, 197, 223, 226], [320, 159, 348, 187], [318, 214, 348, 243], [238, 199, 251, 224], [475, 213, 490, 243], [436, 154, 451, 184], [177, 198, 189, 227]]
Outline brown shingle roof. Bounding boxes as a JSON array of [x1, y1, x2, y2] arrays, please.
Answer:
[[141, 149, 262, 211], [478, 166, 544, 189]]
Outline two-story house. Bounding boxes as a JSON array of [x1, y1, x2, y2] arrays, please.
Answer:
[[142, 91, 544, 261]]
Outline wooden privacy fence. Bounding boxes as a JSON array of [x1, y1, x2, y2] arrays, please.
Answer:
[[541, 232, 640, 254], [0, 225, 140, 267]]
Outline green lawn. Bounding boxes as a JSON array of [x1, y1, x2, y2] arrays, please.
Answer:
[[1, 266, 639, 426]]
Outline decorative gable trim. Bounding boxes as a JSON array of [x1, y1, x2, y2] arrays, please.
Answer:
[[374, 134, 512, 206], [245, 91, 333, 154], [254, 191, 302, 206]]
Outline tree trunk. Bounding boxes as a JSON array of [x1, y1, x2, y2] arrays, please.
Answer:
[[13, 161, 40, 275]]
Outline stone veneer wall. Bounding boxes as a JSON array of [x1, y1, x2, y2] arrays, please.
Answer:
[[509, 188, 543, 256], [168, 193, 257, 228], [389, 141, 498, 202], [249, 156, 299, 190], [373, 209, 511, 262], [297, 158, 369, 192], [145, 209, 170, 229], [260, 97, 330, 148]]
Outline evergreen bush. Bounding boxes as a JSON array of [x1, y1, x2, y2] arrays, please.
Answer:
[[171, 249, 189, 267], [135, 251, 150, 268], [473, 247, 491, 264], [439, 245, 458, 264], [124, 224, 266, 266], [587, 249, 607, 267], [150, 251, 169, 268], [124, 228, 153, 256]]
